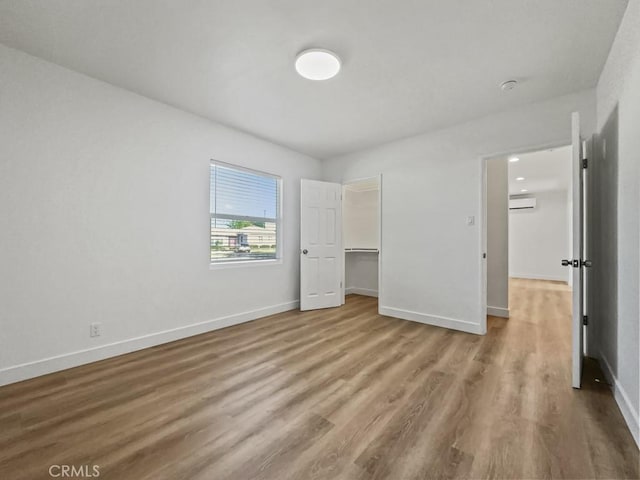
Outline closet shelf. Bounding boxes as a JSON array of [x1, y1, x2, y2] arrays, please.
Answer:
[[345, 248, 379, 253]]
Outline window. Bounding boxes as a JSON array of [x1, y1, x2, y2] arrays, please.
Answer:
[[210, 161, 281, 264]]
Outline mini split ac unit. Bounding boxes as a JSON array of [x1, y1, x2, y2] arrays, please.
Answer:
[[509, 197, 537, 210]]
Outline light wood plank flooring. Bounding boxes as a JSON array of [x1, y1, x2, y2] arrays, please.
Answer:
[[0, 279, 637, 479]]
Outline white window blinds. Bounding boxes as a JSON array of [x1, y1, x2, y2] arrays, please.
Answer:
[[210, 161, 280, 263]]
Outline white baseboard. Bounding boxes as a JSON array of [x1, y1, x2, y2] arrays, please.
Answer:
[[487, 306, 510, 318], [345, 287, 378, 297], [509, 274, 569, 283], [599, 352, 639, 448], [379, 305, 484, 335], [0, 300, 299, 387]]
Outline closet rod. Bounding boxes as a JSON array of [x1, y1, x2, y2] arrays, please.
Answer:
[[344, 248, 379, 253]]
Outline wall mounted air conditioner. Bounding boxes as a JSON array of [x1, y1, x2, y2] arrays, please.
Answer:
[[509, 197, 537, 210]]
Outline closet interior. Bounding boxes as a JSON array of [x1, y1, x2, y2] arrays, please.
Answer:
[[343, 176, 380, 300]]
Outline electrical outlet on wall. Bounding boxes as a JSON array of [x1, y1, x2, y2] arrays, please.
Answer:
[[90, 322, 102, 337]]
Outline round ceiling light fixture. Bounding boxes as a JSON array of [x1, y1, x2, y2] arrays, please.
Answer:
[[500, 80, 518, 91], [295, 49, 341, 80]]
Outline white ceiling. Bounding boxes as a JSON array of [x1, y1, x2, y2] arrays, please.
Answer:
[[508, 145, 572, 195], [0, 0, 628, 159]]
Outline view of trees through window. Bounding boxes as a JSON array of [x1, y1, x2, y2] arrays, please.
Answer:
[[210, 162, 280, 263]]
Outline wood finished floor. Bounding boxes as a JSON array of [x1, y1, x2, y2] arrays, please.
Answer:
[[0, 279, 638, 479]]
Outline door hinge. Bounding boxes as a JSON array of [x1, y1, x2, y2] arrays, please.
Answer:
[[582, 158, 588, 169], [583, 315, 589, 326]]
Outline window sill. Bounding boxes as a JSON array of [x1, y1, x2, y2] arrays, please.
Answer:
[[209, 258, 283, 270]]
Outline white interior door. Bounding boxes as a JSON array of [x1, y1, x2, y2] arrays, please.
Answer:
[[570, 111, 585, 388], [300, 179, 342, 311]]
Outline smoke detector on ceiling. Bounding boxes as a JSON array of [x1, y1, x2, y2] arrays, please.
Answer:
[[500, 80, 518, 91]]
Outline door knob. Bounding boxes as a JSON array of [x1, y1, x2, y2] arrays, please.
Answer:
[[582, 259, 592, 267], [302, 249, 308, 255]]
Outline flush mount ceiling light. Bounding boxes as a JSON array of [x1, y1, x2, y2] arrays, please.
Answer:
[[295, 49, 341, 80], [509, 157, 520, 163], [500, 80, 518, 91], [521, 189, 529, 193], [516, 177, 525, 181]]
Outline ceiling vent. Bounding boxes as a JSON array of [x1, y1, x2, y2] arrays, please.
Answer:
[[509, 197, 536, 210]]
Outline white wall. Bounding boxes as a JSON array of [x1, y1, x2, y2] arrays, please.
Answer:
[[593, 0, 640, 446], [0, 44, 322, 385], [486, 157, 509, 317], [345, 252, 379, 297], [324, 89, 596, 335], [343, 189, 379, 250], [509, 191, 571, 283]]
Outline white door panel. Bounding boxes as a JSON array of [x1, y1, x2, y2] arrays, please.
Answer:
[[300, 179, 342, 311]]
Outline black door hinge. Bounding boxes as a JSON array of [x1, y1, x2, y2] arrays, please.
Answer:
[[583, 315, 589, 326], [582, 158, 588, 169]]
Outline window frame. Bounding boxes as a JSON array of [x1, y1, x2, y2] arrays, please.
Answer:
[[209, 160, 283, 268]]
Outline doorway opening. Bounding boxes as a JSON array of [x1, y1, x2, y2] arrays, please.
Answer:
[[483, 137, 586, 387], [299, 176, 381, 312], [486, 144, 573, 311], [505, 147, 575, 352], [482, 113, 590, 389], [342, 176, 381, 308]]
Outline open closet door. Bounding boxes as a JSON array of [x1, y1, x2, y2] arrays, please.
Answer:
[[567, 111, 588, 388], [300, 179, 343, 311]]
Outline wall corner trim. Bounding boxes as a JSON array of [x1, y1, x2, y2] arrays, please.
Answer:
[[487, 306, 510, 318], [0, 300, 300, 387], [599, 351, 640, 448], [379, 305, 484, 335]]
